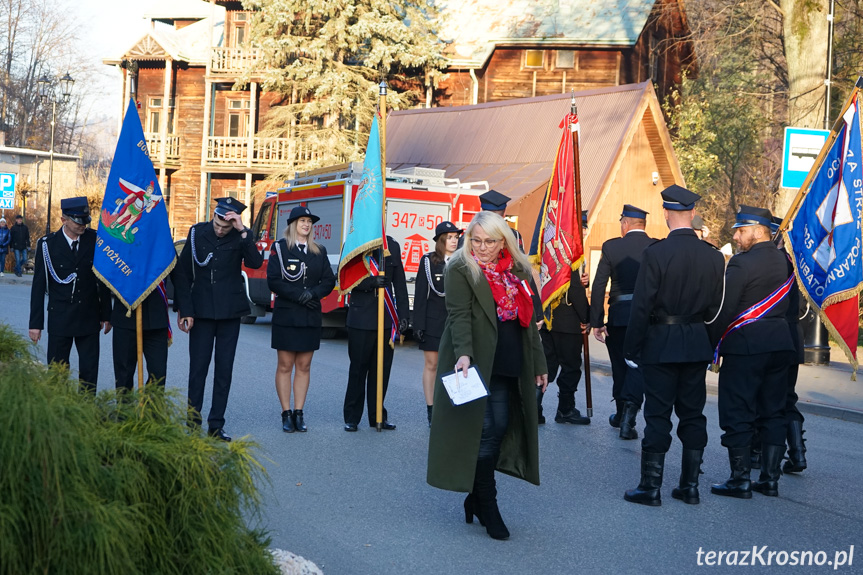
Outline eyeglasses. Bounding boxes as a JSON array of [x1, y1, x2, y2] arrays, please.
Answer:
[[470, 238, 502, 248]]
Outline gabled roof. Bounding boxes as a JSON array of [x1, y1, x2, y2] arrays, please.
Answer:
[[387, 82, 677, 215], [442, 0, 657, 68], [103, 7, 225, 65]]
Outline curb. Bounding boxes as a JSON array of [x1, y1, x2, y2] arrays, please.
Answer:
[[590, 358, 863, 425]]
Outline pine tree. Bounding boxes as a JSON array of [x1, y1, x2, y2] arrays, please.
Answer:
[[241, 0, 447, 170]]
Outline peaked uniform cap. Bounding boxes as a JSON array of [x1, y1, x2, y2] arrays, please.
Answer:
[[621, 204, 649, 219], [660, 185, 700, 211], [479, 189, 511, 211], [61, 197, 91, 224], [732, 205, 774, 229], [286, 205, 321, 225], [433, 220, 463, 241], [214, 197, 247, 217]]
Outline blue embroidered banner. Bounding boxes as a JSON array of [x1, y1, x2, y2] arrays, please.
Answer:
[[94, 99, 176, 310]]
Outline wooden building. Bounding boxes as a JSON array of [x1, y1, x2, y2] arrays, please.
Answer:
[[436, 0, 694, 108], [386, 82, 685, 275], [103, 0, 310, 237]]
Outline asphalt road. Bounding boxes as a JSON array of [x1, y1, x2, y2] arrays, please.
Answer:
[[5, 282, 863, 575]]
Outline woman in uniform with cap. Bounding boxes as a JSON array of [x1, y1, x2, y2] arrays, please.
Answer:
[[413, 221, 461, 426], [267, 206, 336, 433]]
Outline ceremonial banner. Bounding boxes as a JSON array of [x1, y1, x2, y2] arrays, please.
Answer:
[[338, 112, 387, 294], [786, 93, 863, 371], [94, 99, 176, 311], [529, 113, 584, 328]]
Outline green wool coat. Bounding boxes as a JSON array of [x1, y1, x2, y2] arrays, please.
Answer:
[[426, 257, 547, 492]]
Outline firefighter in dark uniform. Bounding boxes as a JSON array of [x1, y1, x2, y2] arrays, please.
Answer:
[[710, 206, 796, 499], [460, 190, 526, 252], [622, 185, 725, 506], [29, 197, 112, 392], [537, 211, 591, 425], [111, 286, 173, 391], [772, 217, 807, 474], [174, 197, 264, 441], [590, 204, 657, 439], [343, 237, 410, 431]]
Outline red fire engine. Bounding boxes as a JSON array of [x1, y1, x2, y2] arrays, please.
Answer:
[[241, 162, 486, 333]]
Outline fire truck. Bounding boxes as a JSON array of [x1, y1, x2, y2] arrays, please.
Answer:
[[241, 162, 486, 334]]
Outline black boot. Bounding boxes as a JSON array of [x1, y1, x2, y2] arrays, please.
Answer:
[[783, 420, 807, 473], [711, 446, 752, 499], [293, 409, 307, 432], [609, 399, 624, 428], [624, 451, 664, 506], [281, 410, 295, 433], [750, 431, 762, 470], [536, 387, 545, 424], [752, 444, 784, 497], [671, 449, 703, 504], [474, 458, 509, 540], [427, 405, 433, 428], [463, 492, 484, 526], [619, 401, 639, 440]]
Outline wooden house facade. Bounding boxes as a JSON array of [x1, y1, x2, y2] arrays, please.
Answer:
[[385, 82, 685, 276], [436, 0, 694, 108]]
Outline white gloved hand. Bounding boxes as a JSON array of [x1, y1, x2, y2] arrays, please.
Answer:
[[625, 359, 639, 369]]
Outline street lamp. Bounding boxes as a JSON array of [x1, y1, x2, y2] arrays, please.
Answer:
[[38, 72, 75, 236]]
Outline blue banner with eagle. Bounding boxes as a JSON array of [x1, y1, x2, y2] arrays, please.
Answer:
[[94, 99, 176, 312]]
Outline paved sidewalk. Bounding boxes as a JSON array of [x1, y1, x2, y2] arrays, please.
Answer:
[[4, 271, 861, 423], [586, 335, 863, 424]]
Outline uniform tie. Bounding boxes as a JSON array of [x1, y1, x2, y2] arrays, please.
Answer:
[[299, 243, 306, 253], [71, 240, 78, 256]]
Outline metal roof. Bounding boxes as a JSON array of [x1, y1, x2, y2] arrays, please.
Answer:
[[386, 82, 651, 212], [442, 0, 657, 67]]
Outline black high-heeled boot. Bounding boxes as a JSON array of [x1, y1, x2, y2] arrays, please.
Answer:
[[293, 409, 307, 432], [281, 410, 295, 433], [463, 492, 484, 526], [474, 458, 509, 540], [427, 405, 433, 428]]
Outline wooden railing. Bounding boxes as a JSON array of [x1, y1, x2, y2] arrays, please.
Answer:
[[211, 47, 262, 73], [206, 136, 323, 169], [145, 133, 180, 163]]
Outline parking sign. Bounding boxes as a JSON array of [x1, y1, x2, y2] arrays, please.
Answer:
[[781, 127, 830, 189], [0, 172, 15, 209]]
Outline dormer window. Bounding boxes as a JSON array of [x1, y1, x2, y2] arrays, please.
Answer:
[[556, 50, 575, 69]]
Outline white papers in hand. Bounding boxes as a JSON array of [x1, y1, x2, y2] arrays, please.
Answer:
[[441, 367, 489, 406]]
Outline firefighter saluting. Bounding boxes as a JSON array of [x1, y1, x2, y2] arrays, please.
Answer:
[[173, 197, 264, 441]]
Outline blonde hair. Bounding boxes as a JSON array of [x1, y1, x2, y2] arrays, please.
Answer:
[[284, 217, 321, 255], [450, 211, 532, 282]]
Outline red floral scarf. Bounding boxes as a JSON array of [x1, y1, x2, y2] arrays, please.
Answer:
[[475, 249, 533, 327]]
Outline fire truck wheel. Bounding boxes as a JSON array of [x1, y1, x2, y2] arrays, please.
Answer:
[[240, 315, 257, 325]]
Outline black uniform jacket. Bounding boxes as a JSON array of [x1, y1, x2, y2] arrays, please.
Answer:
[[413, 253, 447, 338], [590, 230, 657, 328], [267, 239, 336, 328], [545, 270, 589, 334], [709, 241, 794, 355], [346, 237, 409, 331], [624, 228, 725, 364], [29, 228, 111, 337], [174, 221, 264, 320], [111, 288, 171, 331]]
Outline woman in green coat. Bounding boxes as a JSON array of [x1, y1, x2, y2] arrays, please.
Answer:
[[427, 211, 548, 540]]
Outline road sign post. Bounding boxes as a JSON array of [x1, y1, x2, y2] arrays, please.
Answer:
[[0, 172, 16, 211]]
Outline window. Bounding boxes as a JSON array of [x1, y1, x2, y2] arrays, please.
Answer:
[[227, 100, 251, 138], [556, 50, 575, 69], [235, 25, 246, 46], [148, 110, 161, 133], [234, 12, 247, 21], [525, 50, 544, 68]]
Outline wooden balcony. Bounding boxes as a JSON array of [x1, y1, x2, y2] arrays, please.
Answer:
[[211, 47, 262, 74], [145, 132, 181, 164], [205, 136, 323, 170]]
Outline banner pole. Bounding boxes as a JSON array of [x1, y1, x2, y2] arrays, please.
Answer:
[[136, 305, 144, 390], [376, 81, 388, 432], [570, 91, 593, 417], [776, 77, 863, 236]]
